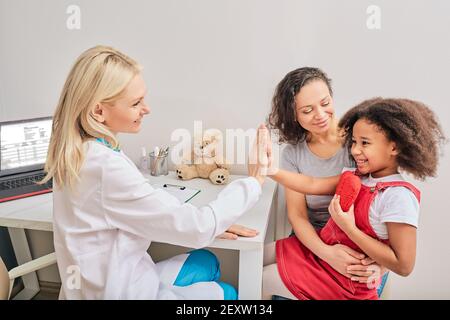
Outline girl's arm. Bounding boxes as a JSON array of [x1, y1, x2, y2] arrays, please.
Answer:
[[269, 169, 340, 195], [346, 223, 416, 277], [254, 124, 338, 195], [286, 189, 367, 278], [329, 196, 416, 276]]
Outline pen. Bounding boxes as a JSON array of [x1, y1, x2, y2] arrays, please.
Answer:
[[160, 146, 169, 156], [163, 183, 186, 190]]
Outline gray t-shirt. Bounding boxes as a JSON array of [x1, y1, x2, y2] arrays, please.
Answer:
[[281, 141, 354, 229]]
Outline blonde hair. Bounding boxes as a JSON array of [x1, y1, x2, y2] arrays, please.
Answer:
[[41, 45, 141, 189]]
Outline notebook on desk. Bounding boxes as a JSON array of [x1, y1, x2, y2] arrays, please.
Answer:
[[0, 117, 53, 203], [152, 183, 200, 203]]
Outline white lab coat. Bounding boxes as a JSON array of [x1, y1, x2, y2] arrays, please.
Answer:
[[53, 140, 261, 299]]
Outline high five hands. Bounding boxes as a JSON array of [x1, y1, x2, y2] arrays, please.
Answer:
[[219, 124, 275, 241], [219, 124, 274, 241], [248, 124, 278, 184]]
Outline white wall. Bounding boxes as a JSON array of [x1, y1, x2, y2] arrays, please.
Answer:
[[1, 0, 449, 298]]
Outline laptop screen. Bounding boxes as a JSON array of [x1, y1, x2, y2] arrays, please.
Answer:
[[0, 117, 52, 177]]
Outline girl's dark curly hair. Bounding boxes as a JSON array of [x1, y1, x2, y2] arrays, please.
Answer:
[[338, 98, 447, 180], [268, 67, 333, 144]]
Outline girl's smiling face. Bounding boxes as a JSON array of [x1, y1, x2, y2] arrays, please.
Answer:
[[94, 73, 150, 134], [351, 118, 399, 178]]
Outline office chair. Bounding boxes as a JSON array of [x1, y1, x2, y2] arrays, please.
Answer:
[[0, 253, 57, 300]]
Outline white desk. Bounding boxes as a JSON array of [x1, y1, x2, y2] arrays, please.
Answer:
[[0, 172, 277, 300]]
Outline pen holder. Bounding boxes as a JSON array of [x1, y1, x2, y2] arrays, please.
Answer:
[[149, 151, 168, 176]]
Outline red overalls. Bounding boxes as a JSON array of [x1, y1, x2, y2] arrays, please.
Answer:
[[276, 173, 421, 300]]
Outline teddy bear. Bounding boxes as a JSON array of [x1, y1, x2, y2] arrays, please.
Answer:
[[175, 129, 230, 185]]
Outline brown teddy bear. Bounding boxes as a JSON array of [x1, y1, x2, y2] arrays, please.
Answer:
[[176, 129, 230, 185]]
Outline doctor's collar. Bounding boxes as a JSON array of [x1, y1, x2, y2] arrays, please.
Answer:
[[95, 137, 121, 152]]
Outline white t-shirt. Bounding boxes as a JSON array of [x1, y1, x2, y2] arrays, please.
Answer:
[[343, 168, 420, 240]]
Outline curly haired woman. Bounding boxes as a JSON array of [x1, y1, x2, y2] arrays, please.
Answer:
[[264, 67, 382, 299], [264, 97, 445, 299]]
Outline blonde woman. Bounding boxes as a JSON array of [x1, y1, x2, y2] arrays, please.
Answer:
[[42, 46, 265, 299]]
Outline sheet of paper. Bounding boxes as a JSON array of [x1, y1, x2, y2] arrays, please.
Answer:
[[152, 183, 200, 203]]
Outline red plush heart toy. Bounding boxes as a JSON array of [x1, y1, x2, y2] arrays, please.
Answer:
[[335, 171, 361, 212]]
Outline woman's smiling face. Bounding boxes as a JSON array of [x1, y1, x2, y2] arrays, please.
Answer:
[[294, 80, 335, 135], [98, 73, 150, 134]]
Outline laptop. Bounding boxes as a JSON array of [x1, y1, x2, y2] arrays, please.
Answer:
[[0, 117, 53, 203]]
